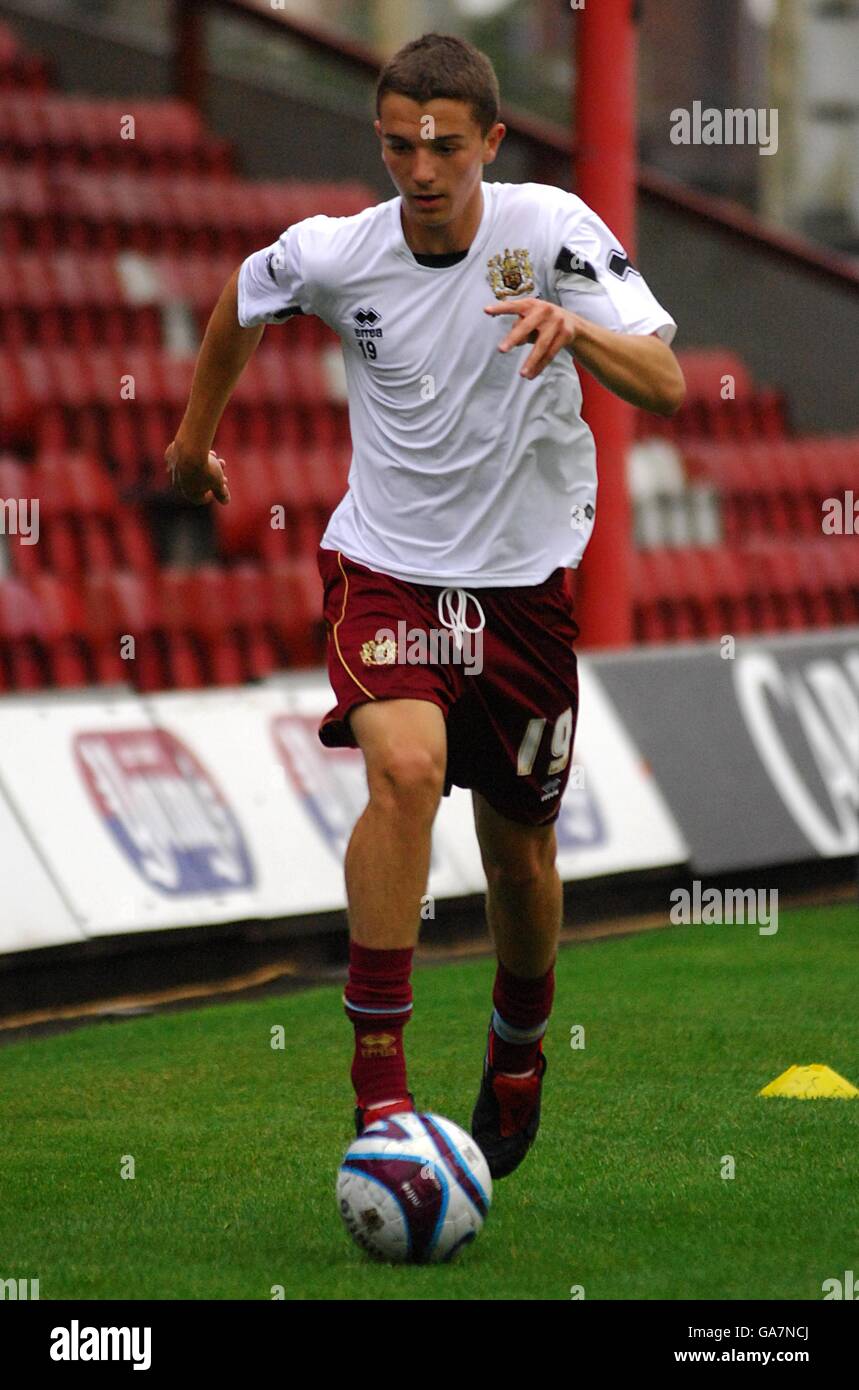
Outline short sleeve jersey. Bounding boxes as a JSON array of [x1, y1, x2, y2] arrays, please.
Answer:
[[238, 180, 676, 586]]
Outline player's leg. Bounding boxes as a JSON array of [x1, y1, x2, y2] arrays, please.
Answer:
[[459, 567, 579, 1175], [346, 697, 446, 948], [472, 789, 561, 980], [468, 792, 559, 1177], [343, 696, 447, 1130], [472, 789, 559, 1078]]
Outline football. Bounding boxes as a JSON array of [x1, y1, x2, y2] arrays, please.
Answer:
[[336, 1111, 492, 1263]]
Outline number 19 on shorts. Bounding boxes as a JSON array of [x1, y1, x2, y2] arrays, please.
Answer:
[[516, 707, 573, 777]]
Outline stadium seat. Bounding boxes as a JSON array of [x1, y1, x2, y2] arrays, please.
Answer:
[[0, 577, 48, 687], [232, 563, 278, 680], [31, 450, 119, 518], [631, 548, 700, 643], [43, 516, 83, 581], [0, 453, 28, 502], [641, 349, 789, 450], [158, 566, 243, 686], [267, 558, 326, 666], [29, 572, 90, 686], [115, 512, 157, 572], [80, 516, 119, 572], [83, 570, 163, 689], [694, 547, 758, 635]]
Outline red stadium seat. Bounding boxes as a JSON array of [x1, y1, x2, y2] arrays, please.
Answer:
[[0, 577, 48, 688], [82, 570, 163, 689], [268, 558, 325, 666], [232, 564, 279, 680], [631, 548, 699, 642], [158, 566, 243, 685], [695, 548, 758, 635], [29, 572, 90, 686], [803, 538, 857, 625], [43, 516, 83, 580], [79, 516, 119, 572], [29, 450, 119, 520], [115, 512, 157, 572], [0, 453, 29, 502], [743, 543, 807, 631]]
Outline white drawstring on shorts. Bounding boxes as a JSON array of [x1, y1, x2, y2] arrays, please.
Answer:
[[436, 587, 486, 652]]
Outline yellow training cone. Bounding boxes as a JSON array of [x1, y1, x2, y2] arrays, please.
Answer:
[[759, 1064, 859, 1099]]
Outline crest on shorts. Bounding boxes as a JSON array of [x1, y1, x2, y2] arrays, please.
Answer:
[[360, 635, 397, 666], [487, 247, 535, 299]]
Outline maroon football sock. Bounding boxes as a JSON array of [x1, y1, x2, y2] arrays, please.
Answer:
[[490, 957, 555, 1074], [344, 941, 414, 1109]]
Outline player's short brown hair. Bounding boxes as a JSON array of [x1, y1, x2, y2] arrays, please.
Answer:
[[376, 33, 500, 137]]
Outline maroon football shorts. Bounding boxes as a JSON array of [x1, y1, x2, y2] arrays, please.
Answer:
[[316, 544, 580, 827]]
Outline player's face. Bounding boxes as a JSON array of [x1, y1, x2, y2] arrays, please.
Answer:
[[375, 94, 504, 236]]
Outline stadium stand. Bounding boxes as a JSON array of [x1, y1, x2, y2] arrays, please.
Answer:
[[0, 18, 856, 691]]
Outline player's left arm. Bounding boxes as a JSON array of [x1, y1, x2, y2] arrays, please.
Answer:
[[484, 299, 685, 416]]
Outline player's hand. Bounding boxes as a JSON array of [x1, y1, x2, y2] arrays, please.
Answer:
[[484, 299, 578, 380], [164, 439, 231, 505]]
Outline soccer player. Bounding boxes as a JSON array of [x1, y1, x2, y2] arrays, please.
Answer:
[[165, 33, 684, 1179]]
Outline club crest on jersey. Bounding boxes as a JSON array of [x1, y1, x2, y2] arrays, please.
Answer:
[[360, 635, 397, 665], [487, 247, 535, 299]]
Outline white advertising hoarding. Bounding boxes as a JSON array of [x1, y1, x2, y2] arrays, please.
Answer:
[[0, 663, 688, 953], [0, 775, 85, 953]]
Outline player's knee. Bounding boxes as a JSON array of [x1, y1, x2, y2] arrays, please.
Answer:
[[484, 828, 557, 889], [369, 746, 445, 818]]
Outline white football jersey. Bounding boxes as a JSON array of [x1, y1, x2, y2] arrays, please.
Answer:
[[237, 180, 677, 586]]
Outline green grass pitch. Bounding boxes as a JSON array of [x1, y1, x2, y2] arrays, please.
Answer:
[[2, 902, 857, 1300]]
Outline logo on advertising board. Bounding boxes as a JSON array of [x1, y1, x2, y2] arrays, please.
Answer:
[[272, 714, 439, 869], [733, 646, 859, 856], [554, 769, 606, 852], [74, 729, 254, 893]]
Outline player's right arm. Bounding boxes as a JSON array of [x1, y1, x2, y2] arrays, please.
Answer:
[[166, 219, 323, 505], [165, 267, 264, 506]]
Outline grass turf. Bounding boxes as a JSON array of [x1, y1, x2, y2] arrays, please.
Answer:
[[1, 902, 857, 1300]]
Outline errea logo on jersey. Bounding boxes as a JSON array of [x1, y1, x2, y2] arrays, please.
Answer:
[[353, 307, 383, 337]]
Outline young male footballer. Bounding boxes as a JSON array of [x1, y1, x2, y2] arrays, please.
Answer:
[[166, 33, 684, 1178]]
